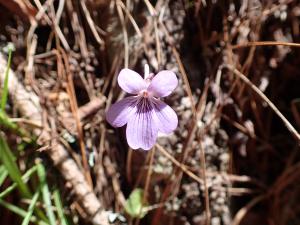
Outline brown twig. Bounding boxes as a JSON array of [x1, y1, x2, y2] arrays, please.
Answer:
[[224, 64, 300, 144], [0, 53, 109, 225], [143, 147, 155, 201], [80, 0, 105, 47], [78, 97, 106, 120], [134, 147, 156, 225], [199, 138, 211, 225], [232, 195, 266, 225], [231, 41, 300, 50], [143, 0, 197, 117], [155, 144, 203, 184], [116, 0, 129, 68], [59, 48, 93, 187], [0, 0, 37, 23], [116, 0, 142, 38]]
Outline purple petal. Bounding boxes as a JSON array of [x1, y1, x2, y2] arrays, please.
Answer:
[[118, 68, 147, 94], [106, 97, 137, 127], [126, 99, 159, 150], [147, 70, 178, 97], [152, 99, 178, 134]]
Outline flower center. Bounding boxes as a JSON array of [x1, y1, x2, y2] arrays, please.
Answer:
[[139, 89, 150, 98], [142, 91, 148, 98]]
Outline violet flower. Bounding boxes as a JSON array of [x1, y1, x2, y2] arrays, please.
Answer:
[[106, 64, 178, 150]]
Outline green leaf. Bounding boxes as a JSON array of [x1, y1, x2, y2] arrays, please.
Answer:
[[0, 110, 28, 137], [0, 133, 31, 198], [0, 198, 48, 225], [0, 110, 17, 130], [0, 141, 47, 223], [53, 189, 70, 225], [124, 188, 148, 219], [0, 165, 8, 186], [0, 165, 38, 199], [1, 47, 12, 111], [22, 189, 41, 225], [37, 163, 57, 225]]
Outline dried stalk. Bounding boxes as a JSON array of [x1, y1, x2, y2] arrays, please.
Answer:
[[0, 53, 109, 225], [224, 64, 300, 144]]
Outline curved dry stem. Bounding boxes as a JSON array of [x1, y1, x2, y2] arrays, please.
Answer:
[[155, 144, 203, 184], [231, 41, 300, 50], [0, 53, 109, 225], [224, 64, 300, 144], [232, 195, 266, 225]]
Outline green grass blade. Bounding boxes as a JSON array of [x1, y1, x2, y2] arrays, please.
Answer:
[[0, 110, 17, 129], [0, 110, 28, 137], [0, 165, 38, 199], [37, 163, 56, 225], [0, 134, 31, 198], [53, 189, 70, 225], [0, 198, 48, 225], [0, 165, 8, 186], [1, 48, 12, 111], [0, 145, 48, 222], [21, 189, 41, 225]]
